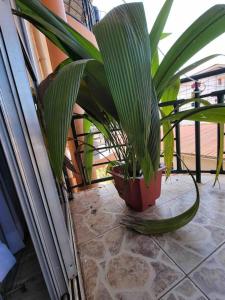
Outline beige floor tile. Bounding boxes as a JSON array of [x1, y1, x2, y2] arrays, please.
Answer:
[[161, 278, 207, 300], [78, 227, 184, 300], [190, 243, 225, 300], [71, 174, 225, 299]]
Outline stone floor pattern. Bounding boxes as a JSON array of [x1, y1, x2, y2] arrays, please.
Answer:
[[70, 174, 225, 300]]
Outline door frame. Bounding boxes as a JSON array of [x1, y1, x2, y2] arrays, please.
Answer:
[[0, 1, 77, 298]]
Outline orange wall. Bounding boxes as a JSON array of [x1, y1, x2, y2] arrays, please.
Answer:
[[41, 0, 67, 70]]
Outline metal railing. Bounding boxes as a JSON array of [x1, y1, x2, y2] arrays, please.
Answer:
[[64, 0, 99, 30], [67, 68, 225, 189]]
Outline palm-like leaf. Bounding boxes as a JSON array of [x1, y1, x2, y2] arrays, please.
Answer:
[[122, 170, 199, 234], [83, 119, 94, 184], [94, 3, 157, 182], [160, 79, 180, 176], [154, 4, 225, 95], [162, 104, 225, 124], [149, 0, 173, 58], [214, 123, 224, 185], [15, 0, 225, 235], [158, 55, 222, 97], [14, 0, 101, 61], [43, 60, 89, 179]]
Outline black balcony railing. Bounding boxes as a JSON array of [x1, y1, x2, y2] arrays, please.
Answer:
[[67, 68, 225, 190], [64, 0, 99, 30]]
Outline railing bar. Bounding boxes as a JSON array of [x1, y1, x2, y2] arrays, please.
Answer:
[[194, 82, 201, 183], [217, 94, 224, 173], [180, 67, 225, 83]]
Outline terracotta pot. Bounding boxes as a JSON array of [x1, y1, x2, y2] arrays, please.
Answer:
[[110, 166, 164, 212]]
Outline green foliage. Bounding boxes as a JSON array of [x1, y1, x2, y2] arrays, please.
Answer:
[[154, 4, 225, 96], [15, 0, 225, 234], [149, 0, 173, 59], [43, 60, 88, 180], [94, 3, 155, 182], [214, 123, 224, 185], [83, 119, 94, 184]]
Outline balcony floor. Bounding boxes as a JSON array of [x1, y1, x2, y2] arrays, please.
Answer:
[[70, 174, 225, 300]]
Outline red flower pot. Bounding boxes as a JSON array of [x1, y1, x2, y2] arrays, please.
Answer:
[[110, 166, 164, 212]]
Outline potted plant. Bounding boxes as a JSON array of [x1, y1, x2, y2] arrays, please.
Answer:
[[14, 0, 225, 233]]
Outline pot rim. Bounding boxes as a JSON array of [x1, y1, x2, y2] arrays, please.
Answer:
[[109, 164, 165, 180]]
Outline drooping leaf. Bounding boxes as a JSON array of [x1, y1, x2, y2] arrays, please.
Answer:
[[214, 123, 224, 185], [160, 79, 180, 176], [157, 54, 221, 97], [171, 98, 211, 112], [161, 104, 225, 124], [151, 33, 171, 78], [14, 0, 101, 61], [84, 61, 118, 120], [121, 168, 199, 234], [162, 119, 174, 177], [94, 2, 157, 182], [151, 51, 159, 77], [148, 88, 160, 175], [83, 119, 94, 184], [149, 0, 173, 58], [155, 5, 225, 94], [161, 79, 180, 114], [43, 60, 89, 179]]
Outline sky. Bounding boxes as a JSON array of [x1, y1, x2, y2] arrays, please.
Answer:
[[92, 0, 225, 74]]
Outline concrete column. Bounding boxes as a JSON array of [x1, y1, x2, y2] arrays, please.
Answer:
[[30, 25, 52, 78]]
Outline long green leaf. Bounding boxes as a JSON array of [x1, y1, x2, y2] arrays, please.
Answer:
[[84, 61, 118, 120], [151, 51, 159, 77], [162, 104, 225, 124], [83, 119, 94, 184], [162, 120, 174, 177], [14, 0, 101, 61], [44, 60, 89, 179], [148, 88, 160, 174], [214, 123, 224, 185], [155, 5, 225, 94], [151, 33, 171, 78], [94, 3, 157, 182], [149, 0, 173, 58], [158, 54, 221, 97], [161, 79, 180, 114], [160, 79, 180, 176], [121, 168, 199, 234]]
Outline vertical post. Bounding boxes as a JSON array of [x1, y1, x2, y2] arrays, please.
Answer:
[[217, 94, 224, 172], [62, 165, 73, 200], [71, 116, 87, 186], [194, 81, 201, 183], [174, 103, 182, 171]]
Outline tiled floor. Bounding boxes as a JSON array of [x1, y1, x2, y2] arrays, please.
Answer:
[[70, 174, 225, 300]]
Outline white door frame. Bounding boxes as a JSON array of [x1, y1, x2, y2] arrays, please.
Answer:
[[0, 1, 77, 298]]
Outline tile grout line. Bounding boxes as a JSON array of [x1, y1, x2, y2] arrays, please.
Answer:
[[76, 224, 122, 247], [185, 275, 210, 300], [186, 239, 225, 276], [153, 235, 225, 299], [151, 236, 188, 275], [157, 276, 188, 299], [158, 275, 210, 300]]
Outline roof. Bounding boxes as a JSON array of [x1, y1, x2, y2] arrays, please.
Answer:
[[193, 64, 225, 75], [180, 123, 220, 158]]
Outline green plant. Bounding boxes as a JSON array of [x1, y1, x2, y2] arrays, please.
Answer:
[[14, 0, 225, 233]]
